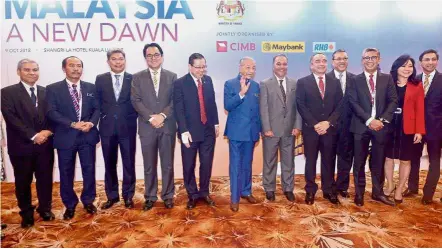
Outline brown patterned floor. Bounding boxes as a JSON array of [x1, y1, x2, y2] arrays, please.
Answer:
[[1, 172, 442, 248]]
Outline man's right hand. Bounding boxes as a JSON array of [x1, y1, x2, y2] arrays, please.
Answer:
[[239, 76, 250, 97], [369, 119, 384, 131], [264, 131, 274, 137], [33, 133, 47, 145]]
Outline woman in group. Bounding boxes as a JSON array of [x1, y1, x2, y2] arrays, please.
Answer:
[[384, 54, 425, 204]]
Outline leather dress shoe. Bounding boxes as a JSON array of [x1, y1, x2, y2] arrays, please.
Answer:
[[186, 199, 196, 210], [124, 199, 134, 209], [201, 196, 216, 206], [39, 211, 55, 221], [440, 198, 442, 203], [421, 198, 433, 205], [324, 193, 340, 204], [305, 193, 315, 205], [402, 188, 418, 197], [372, 194, 395, 206], [241, 195, 258, 204], [284, 191, 295, 202], [265, 191, 275, 201], [21, 216, 34, 228], [164, 199, 174, 209], [230, 203, 239, 212], [101, 198, 119, 209], [143, 200, 156, 211], [354, 195, 364, 206], [63, 208, 75, 220], [337, 190, 350, 198], [84, 204, 97, 214]]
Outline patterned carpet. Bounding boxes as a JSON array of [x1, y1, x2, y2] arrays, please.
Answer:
[[1, 172, 442, 248]]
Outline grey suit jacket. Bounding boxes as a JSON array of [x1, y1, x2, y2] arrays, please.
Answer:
[[260, 76, 302, 137], [131, 68, 177, 136]]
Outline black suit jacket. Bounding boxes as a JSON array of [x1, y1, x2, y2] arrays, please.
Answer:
[[95, 72, 137, 137], [326, 71, 355, 129], [296, 74, 343, 135], [1, 83, 53, 156], [347, 72, 398, 135], [173, 73, 219, 142], [46, 80, 100, 149], [417, 71, 442, 140]]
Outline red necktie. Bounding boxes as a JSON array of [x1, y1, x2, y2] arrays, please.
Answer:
[[318, 76, 325, 99], [197, 79, 207, 124], [369, 74, 375, 104]]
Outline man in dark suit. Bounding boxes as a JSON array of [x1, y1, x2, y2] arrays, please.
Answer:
[[224, 57, 261, 212], [95, 49, 137, 209], [347, 48, 398, 206], [405, 49, 442, 204], [326, 49, 355, 198], [131, 43, 177, 210], [260, 54, 301, 202], [46, 56, 100, 219], [173, 53, 219, 209], [1, 59, 55, 227], [296, 53, 343, 205]]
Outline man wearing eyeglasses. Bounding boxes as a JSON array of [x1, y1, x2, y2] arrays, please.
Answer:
[[326, 49, 355, 199], [95, 49, 137, 210], [405, 49, 442, 205], [347, 48, 398, 206], [173, 53, 219, 209], [296, 53, 343, 205], [131, 43, 177, 210]]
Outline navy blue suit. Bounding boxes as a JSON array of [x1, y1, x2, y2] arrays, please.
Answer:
[[95, 72, 137, 201], [173, 73, 219, 199], [46, 80, 100, 209], [224, 75, 261, 203]]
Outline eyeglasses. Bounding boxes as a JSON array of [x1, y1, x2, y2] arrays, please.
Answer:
[[363, 56, 378, 61], [192, 65, 207, 70], [422, 58, 438, 62], [146, 53, 161, 59], [333, 57, 348, 62], [110, 57, 125, 62]]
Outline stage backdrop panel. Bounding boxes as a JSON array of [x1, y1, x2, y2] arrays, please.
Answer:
[[1, 0, 441, 182]]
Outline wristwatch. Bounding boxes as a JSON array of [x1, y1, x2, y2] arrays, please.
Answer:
[[70, 122, 76, 128]]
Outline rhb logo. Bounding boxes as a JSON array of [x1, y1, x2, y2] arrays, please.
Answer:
[[216, 41, 255, 52], [313, 42, 336, 53]]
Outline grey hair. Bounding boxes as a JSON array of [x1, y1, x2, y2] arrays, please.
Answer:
[[106, 48, 126, 60], [362, 48, 380, 57], [310, 53, 326, 63], [17, 59, 38, 70], [239, 56, 256, 66], [273, 54, 288, 63]]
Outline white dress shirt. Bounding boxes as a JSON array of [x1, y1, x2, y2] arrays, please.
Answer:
[[110, 71, 124, 99], [422, 70, 436, 91], [22, 81, 38, 140], [363, 71, 377, 126], [334, 70, 347, 94], [66, 78, 82, 121], [149, 67, 161, 97], [313, 73, 326, 96]]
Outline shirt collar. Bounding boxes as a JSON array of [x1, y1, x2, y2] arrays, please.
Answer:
[[110, 71, 125, 78], [424, 70, 436, 78], [21, 81, 36, 91], [364, 70, 377, 80], [313, 73, 325, 82], [66, 78, 80, 87], [190, 73, 202, 84], [334, 70, 346, 78], [274, 74, 286, 82], [149, 67, 162, 75]]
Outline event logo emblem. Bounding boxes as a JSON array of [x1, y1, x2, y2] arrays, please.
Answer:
[[313, 42, 336, 53], [261, 42, 305, 53], [217, 0, 245, 24], [216, 41, 228, 52]]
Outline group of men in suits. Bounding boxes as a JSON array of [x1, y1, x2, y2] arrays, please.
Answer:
[[2, 45, 441, 227]]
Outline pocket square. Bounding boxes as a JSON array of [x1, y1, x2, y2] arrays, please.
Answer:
[[87, 93, 94, 97]]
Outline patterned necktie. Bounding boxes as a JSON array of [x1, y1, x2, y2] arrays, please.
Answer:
[[339, 72, 345, 94], [369, 74, 375, 104], [197, 79, 207, 124], [71, 84, 80, 121], [318, 76, 325, 99], [114, 74, 121, 100], [279, 79, 286, 103], [153, 70, 159, 96], [423, 74, 430, 96], [30, 87, 37, 107]]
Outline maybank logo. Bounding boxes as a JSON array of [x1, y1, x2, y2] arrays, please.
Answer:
[[313, 42, 336, 53], [261, 42, 305, 53]]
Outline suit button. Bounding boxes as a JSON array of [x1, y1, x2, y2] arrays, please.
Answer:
[[115, 104, 119, 107], [321, 114, 325, 116], [157, 101, 160, 104]]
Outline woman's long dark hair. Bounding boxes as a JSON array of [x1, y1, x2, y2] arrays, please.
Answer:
[[390, 54, 419, 85]]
